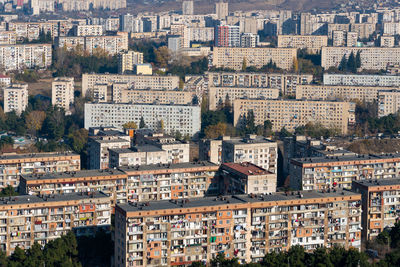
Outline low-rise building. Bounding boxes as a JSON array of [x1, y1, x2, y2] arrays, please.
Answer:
[[233, 99, 355, 134], [352, 179, 400, 241], [109, 146, 168, 167], [114, 190, 362, 266], [0, 151, 80, 188], [3, 84, 28, 115], [323, 73, 400, 87], [220, 162, 277, 194], [290, 153, 400, 191], [0, 191, 111, 256]]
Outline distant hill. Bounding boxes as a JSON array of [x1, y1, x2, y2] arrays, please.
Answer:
[[127, 0, 348, 14]]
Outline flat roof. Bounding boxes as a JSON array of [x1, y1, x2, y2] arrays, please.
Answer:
[[0, 191, 109, 206], [0, 151, 79, 161], [117, 190, 360, 213], [223, 136, 276, 145], [222, 162, 271, 175], [292, 153, 400, 164], [22, 169, 126, 181], [353, 178, 400, 187], [119, 161, 218, 172], [132, 145, 164, 152], [93, 138, 130, 144], [109, 148, 135, 154]]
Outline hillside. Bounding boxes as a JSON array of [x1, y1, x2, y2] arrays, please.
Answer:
[[347, 139, 400, 154]]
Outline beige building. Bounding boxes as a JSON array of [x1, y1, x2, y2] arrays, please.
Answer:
[[74, 25, 104, 36], [321, 47, 400, 70], [0, 151, 80, 188], [295, 84, 399, 103], [346, 32, 358, 47], [0, 192, 111, 256], [207, 72, 313, 96], [52, 77, 75, 114], [0, 31, 16, 45], [82, 74, 180, 98], [114, 190, 361, 266], [118, 50, 144, 73], [109, 146, 168, 167], [350, 23, 376, 39], [119, 89, 194, 105], [220, 162, 277, 194], [212, 47, 297, 71], [332, 30, 346, 46], [380, 35, 395, 47], [208, 86, 279, 110], [91, 83, 108, 102], [199, 138, 223, 164], [59, 0, 126, 11], [135, 64, 152, 75], [233, 99, 355, 134], [215, 0, 228, 20], [0, 44, 52, 71], [277, 35, 328, 53], [3, 84, 28, 115], [378, 89, 400, 117], [221, 135, 277, 173], [353, 179, 400, 241]]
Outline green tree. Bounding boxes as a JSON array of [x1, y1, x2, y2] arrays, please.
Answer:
[[338, 54, 347, 71], [122, 121, 138, 129], [347, 51, 357, 73], [67, 128, 88, 154], [355, 51, 361, 69], [41, 106, 65, 140], [139, 117, 146, 128], [0, 185, 18, 197]]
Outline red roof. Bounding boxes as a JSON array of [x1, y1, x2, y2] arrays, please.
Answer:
[[222, 162, 271, 176]]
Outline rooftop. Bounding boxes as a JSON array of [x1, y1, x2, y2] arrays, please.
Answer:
[[0, 151, 79, 161], [292, 153, 400, 164], [0, 191, 109, 206], [353, 178, 400, 188], [222, 162, 271, 176], [22, 169, 126, 181], [132, 145, 164, 152], [119, 161, 218, 172], [223, 135, 276, 145], [117, 190, 360, 213]]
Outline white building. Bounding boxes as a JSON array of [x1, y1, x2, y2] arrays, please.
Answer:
[[0, 44, 52, 71], [323, 73, 400, 87], [52, 77, 75, 114], [84, 103, 201, 136], [3, 84, 28, 115]]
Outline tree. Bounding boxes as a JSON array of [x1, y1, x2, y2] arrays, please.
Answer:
[[242, 57, 247, 71], [347, 51, 357, 73], [0, 185, 18, 197], [338, 54, 347, 71], [158, 120, 165, 131], [26, 111, 46, 136], [204, 122, 227, 139], [355, 51, 361, 69], [293, 58, 299, 72], [41, 106, 65, 140], [122, 121, 138, 129], [68, 128, 88, 154], [139, 117, 146, 128]]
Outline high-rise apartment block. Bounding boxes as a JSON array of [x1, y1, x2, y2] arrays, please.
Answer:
[[214, 25, 240, 47], [182, 0, 194, 15], [0, 44, 52, 71], [118, 50, 144, 73], [0, 152, 80, 188], [0, 192, 111, 256], [51, 77, 75, 114], [290, 153, 400, 191], [233, 99, 355, 134], [212, 47, 297, 70], [240, 33, 259, 47], [215, 1, 228, 20], [114, 190, 362, 266], [84, 103, 201, 136], [352, 179, 400, 241], [377, 89, 400, 117], [277, 35, 328, 53], [3, 84, 28, 115]]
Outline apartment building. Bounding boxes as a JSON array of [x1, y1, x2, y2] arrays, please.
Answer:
[[214, 25, 240, 47], [121, 161, 219, 202], [208, 86, 279, 110], [199, 138, 223, 165], [350, 23, 375, 39], [215, 0, 228, 20], [118, 50, 144, 74], [0, 31, 16, 44], [84, 103, 201, 136], [57, 0, 126, 11], [321, 47, 400, 70], [3, 84, 28, 115], [51, 77, 74, 114], [240, 33, 259, 48], [135, 133, 190, 164], [295, 84, 398, 103], [190, 27, 214, 42], [207, 72, 313, 96], [378, 89, 400, 117], [0, 192, 111, 256], [81, 74, 179, 98], [233, 99, 355, 134], [380, 35, 395, 48], [118, 89, 194, 105], [19, 169, 128, 206], [0, 151, 80, 188], [323, 73, 400, 87], [74, 25, 104, 36], [0, 75, 11, 87], [221, 135, 277, 173], [0, 44, 52, 71], [114, 190, 362, 266], [109, 146, 168, 168], [346, 32, 358, 47], [352, 179, 400, 241], [57, 32, 128, 55], [384, 22, 400, 35], [289, 153, 400, 191], [220, 162, 277, 194], [88, 130, 131, 170], [91, 83, 108, 102], [332, 30, 346, 46], [212, 47, 297, 71], [7, 22, 59, 41], [277, 35, 328, 53]]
